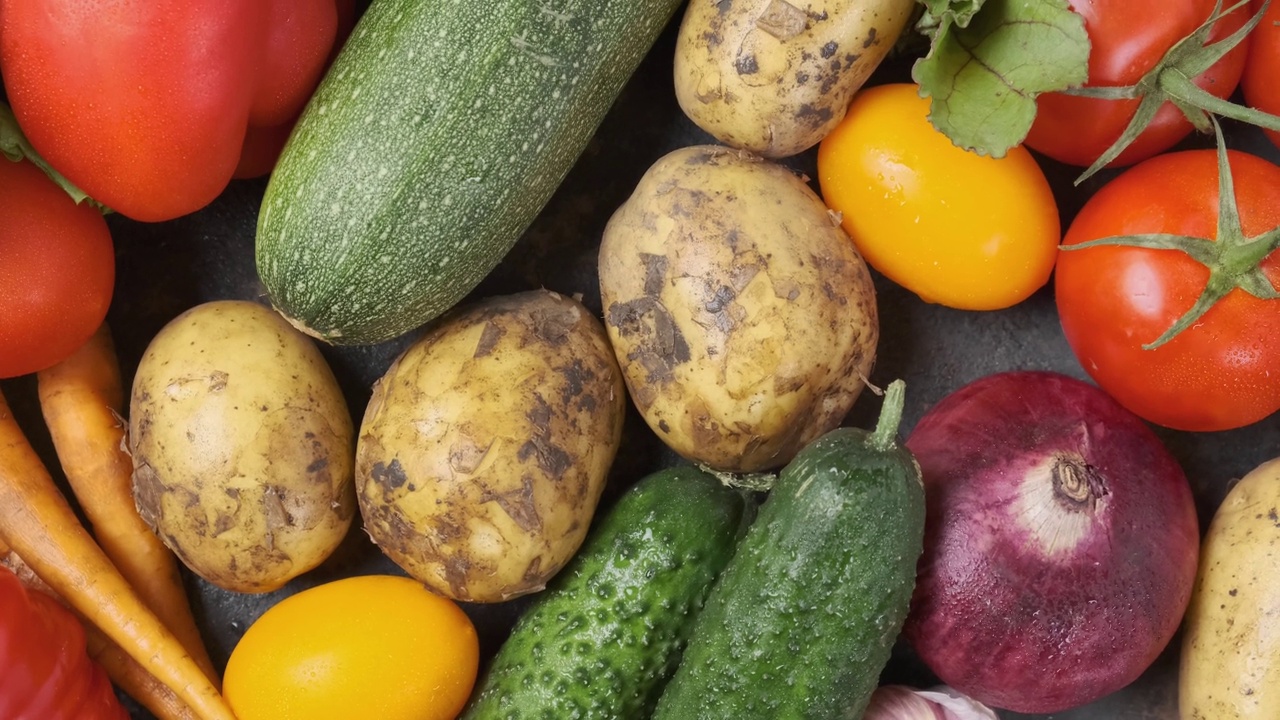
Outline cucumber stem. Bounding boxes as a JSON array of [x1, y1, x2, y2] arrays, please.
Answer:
[[870, 380, 906, 452]]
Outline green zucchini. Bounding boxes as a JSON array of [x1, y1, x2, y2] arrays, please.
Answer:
[[462, 465, 753, 719], [653, 380, 926, 720], [255, 0, 682, 345]]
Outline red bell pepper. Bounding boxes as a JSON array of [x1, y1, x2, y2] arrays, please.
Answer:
[[0, 567, 127, 720], [0, 0, 345, 221]]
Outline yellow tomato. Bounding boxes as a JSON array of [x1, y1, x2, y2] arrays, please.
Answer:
[[817, 83, 1060, 311], [224, 575, 480, 720]]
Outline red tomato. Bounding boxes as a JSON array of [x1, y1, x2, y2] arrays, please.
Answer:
[[1055, 149, 1280, 432], [1243, 0, 1280, 149], [1025, 0, 1250, 169], [0, 1, 344, 220], [0, 568, 127, 720], [0, 159, 115, 380]]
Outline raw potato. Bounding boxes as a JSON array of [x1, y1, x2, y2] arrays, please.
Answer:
[[355, 289, 626, 603], [129, 300, 356, 594], [598, 145, 878, 473], [1180, 456, 1280, 719], [674, 0, 916, 158]]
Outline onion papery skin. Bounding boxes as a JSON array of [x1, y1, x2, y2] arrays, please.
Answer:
[[902, 371, 1199, 713]]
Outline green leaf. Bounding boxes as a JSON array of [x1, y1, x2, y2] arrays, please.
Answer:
[[0, 102, 111, 213], [912, 0, 1090, 158], [917, 0, 986, 34]]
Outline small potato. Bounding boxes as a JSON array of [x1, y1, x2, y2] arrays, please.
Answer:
[[1180, 456, 1280, 719], [355, 289, 626, 603], [598, 145, 877, 473], [674, 0, 916, 158], [129, 300, 356, 594]]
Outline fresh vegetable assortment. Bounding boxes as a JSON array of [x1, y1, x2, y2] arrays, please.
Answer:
[[0, 0, 1278, 719]]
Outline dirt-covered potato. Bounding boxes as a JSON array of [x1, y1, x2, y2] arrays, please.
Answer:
[[599, 145, 877, 473], [129, 300, 356, 594], [674, 0, 915, 158], [355, 289, 626, 603]]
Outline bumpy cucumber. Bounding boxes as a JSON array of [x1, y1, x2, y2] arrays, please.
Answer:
[[653, 380, 925, 719], [462, 465, 753, 719]]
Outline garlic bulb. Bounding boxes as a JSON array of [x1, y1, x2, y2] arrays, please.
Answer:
[[863, 685, 999, 720]]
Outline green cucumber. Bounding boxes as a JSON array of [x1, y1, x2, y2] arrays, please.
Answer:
[[462, 465, 753, 719], [255, 0, 682, 345], [653, 380, 926, 720]]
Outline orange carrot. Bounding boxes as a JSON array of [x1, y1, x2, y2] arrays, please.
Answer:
[[37, 323, 219, 685], [82, 624, 201, 720], [0, 387, 235, 720], [0, 542, 197, 720]]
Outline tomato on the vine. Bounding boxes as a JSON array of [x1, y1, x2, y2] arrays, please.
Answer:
[[1025, 0, 1251, 169], [0, 159, 115, 380], [1243, 0, 1280, 149], [817, 83, 1060, 311], [1055, 146, 1280, 432]]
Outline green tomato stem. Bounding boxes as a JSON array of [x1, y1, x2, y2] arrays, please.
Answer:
[[1072, 0, 1276, 185], [1065, 118, 1280, 350], [1162, 72, 1280, 132]]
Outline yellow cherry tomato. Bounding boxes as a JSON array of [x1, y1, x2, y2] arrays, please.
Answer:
[[224, 575, 480, 720], [817, 83, 1060, 311]]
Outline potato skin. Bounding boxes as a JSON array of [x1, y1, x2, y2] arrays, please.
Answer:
[[129, 300, 356, 594], [674, 0, 916, 158], [355, 289, 626, 603], [1180, 456, 1280, 719], [598, 145, 878, 473]]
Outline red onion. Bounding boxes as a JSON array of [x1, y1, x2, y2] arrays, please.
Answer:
[[901, 371, 1199, 713]]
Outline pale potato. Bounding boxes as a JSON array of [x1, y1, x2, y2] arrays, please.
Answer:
[[674, 0, 916, 158], [1180, 456, 1280, 719], [598, 145, 878, 473], [129, 300, 356, 594], [355, 289, 626, 603]]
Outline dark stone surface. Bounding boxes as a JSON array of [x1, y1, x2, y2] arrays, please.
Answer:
[[2, 6, 1278, 720]]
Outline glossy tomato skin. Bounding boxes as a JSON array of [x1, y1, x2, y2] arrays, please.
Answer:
[[0, 0, 344, 220], [1025, 0, 1250, 168], [1243, 0, 1280, 149], [1056, 149, 1280, 432], [0, 569, 127, 720], [0, 159, 115, 380], [817, 83, 1060, 311], [224, 575, 480, 720]]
